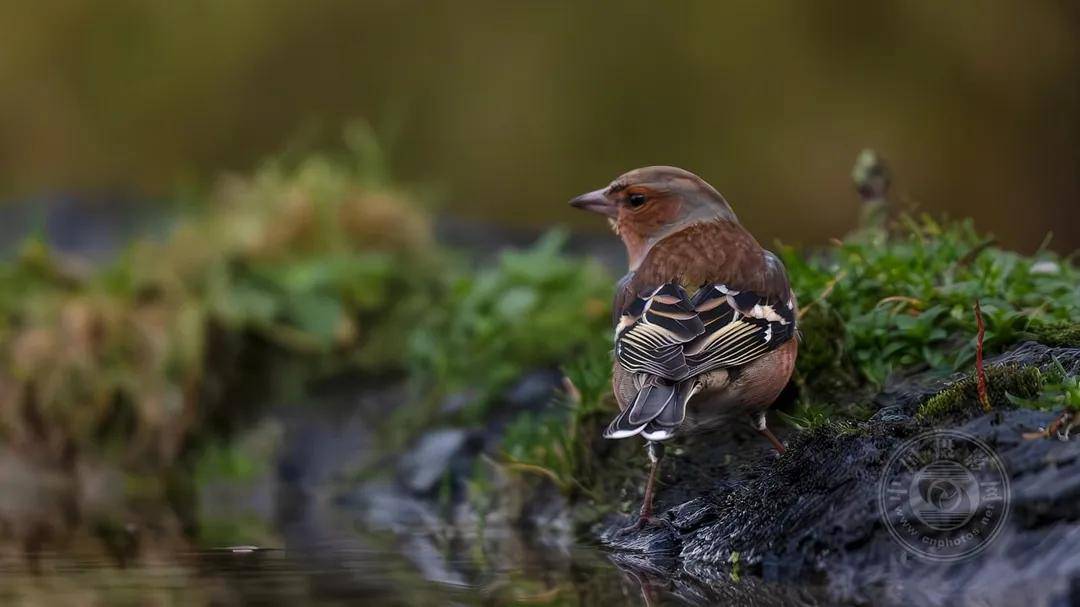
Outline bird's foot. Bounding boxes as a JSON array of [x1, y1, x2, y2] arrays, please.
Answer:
[[613, 514, 677, 538]]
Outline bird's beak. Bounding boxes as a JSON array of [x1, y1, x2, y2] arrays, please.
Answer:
[[568, 188, 618, 218]]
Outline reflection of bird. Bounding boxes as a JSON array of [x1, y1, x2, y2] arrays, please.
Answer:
[[570, 166, 798, 531]]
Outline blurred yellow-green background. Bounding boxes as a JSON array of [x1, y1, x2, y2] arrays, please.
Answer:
[[1, 1, 1077, 251]]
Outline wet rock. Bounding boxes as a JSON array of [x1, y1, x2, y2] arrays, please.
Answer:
[[438, 391, 475, 416], [501, 369, 562, 411], [668, 498, 717, 532], [353, 481, 444, 534], [601, 523, 679, 555], [600, 343, 1080, 605], [397, 428, 483, 496], [274, 382, 404, 493]]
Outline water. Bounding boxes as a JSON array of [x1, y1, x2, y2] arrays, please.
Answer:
[[0, 372, 834, 605], [0, 535, 653, 605], [0, 487, 839, 607]]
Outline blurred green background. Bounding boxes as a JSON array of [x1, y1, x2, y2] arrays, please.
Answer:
[[1, 0, 1077, 251]]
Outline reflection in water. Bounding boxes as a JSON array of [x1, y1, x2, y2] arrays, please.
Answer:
[[0, 506, 836, 606], [0, 534, 628, 605], [0, 382, 837, 606]]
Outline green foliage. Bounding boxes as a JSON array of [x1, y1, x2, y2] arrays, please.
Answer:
[[1006, 357, 1080, 414], [378, 229, 622, 498], [407, 231, 612, 415], [784, 216, 1080, 403], [777, 401, 845, 431], [501, 411, 576, 490], [185, 150, 438, 364], [498, 338, 614, 494]]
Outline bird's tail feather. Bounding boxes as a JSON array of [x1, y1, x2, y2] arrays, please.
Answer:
[[603, 375, 695, 440]]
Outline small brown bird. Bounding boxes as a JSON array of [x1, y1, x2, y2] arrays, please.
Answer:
[[570, 166, 798, 530]]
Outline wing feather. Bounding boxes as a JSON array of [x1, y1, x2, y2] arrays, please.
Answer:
[[616, 282, 796, 381]]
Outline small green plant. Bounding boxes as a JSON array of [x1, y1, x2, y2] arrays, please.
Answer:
[[777, 401, 842, 431], [498, 338, 613, 494], [1052, 374, 1080, 413], [407, 231, 612, 417], [728, 551, 742, 582], [1006, 357, 1080, 414], [783, 215, 1080, 407]]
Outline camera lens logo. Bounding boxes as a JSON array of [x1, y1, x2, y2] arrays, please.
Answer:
[[878, 430, 1009, 561]]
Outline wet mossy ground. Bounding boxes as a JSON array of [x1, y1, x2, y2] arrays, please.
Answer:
[[598, 343, 1080, 605]]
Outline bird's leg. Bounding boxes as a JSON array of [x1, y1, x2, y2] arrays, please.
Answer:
[[616, 441, 672, 535], [639, 440, 664, 519], [751, 411, 786, 455]]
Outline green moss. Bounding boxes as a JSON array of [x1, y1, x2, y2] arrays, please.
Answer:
[[1025, 321, 1080, 348], [784, 419, 866, 454], [781, 215, 1079, 411], [777, 401, 869, 432], [787, 306, 863, 405], [916, 364, 1043, 422], [0, 137, 439, 469]]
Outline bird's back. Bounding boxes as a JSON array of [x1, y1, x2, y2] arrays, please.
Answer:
[[604, 219, 798, 440]]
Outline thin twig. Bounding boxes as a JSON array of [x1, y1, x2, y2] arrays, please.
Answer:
[[1022, 411, 1076, 441], [875, 295, 924, 309], [956, 238, 997, 269]]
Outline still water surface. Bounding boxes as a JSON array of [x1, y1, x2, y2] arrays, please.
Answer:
[[0, 525, 839, 605], [0, 540, 651, 605], [0, 380, 835, 605]]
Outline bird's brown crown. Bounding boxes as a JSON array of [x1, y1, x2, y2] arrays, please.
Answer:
[[569, 166, 740, 270]]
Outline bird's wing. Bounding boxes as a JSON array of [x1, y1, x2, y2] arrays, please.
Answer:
[[612, 271, 637, 327], [614, 283, 704, 381], [614, 282, 795, 382], [681, 283, 796, 375], [607, 281, 795, 440]]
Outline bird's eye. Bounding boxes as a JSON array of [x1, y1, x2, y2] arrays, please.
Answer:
[[628, 193, 647, 207]]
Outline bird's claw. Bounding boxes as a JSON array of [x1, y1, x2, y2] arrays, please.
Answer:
[[613, 514, 677, 538]]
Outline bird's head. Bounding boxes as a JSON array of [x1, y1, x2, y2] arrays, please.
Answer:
[[569, 166, 737, 267]]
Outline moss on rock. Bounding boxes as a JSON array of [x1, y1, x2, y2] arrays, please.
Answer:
[[1025, 321, 1080, 348], [916, 364, 1043, 422]]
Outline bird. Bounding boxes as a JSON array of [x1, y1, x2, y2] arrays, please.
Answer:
[[569, 166, 798, 531]]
